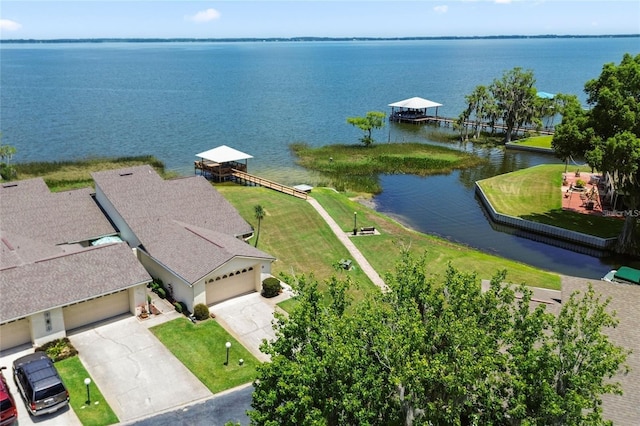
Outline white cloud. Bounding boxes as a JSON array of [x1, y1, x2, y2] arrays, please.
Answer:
[[0, 19, 22, 32], [434, 5, 448, 14], [186, 8, 221, 23], [495, 0, 512, 4]]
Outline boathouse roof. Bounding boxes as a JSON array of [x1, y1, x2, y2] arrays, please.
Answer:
[[388, 97, 443, 110], [196, 145, 253, 163]]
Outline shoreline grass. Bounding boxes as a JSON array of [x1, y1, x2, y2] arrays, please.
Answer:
[[477, 164, 623, 238], [13, 155, 171, 192], [290, 142, 485, 193]]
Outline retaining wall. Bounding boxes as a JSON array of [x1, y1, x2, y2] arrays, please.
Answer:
[[475, 182, 617, 251]]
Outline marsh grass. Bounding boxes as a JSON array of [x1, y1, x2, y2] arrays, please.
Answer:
[[14, 155, 169, 191], [290, 142, 484, 193]]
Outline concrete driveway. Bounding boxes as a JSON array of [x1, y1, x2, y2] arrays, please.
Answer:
[[211, 285, 294, 362], [68, 315, 212, 423]]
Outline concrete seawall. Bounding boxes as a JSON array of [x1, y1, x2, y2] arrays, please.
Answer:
[[475, 182, 617, 251]]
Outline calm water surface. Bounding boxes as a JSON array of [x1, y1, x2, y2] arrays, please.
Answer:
[[2, 38, 639, 278]]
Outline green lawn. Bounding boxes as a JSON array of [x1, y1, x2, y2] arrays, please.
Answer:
[[150, 317, 260, 393], [511, 135, 553, 149], [218, 184, 560, 291], [216, 184, 378, 302], [55, 357, 118, 426], [477, 164, 623, 238]]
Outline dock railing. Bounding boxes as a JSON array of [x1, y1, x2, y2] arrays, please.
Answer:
[[231, 169, 308, 199]]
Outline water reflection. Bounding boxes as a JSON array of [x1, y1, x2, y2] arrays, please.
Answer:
[[372, 136, 631, 279]]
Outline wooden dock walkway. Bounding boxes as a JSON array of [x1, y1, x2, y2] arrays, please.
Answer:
[[231, 169, 308, 199], [390, 115, 554, 135]]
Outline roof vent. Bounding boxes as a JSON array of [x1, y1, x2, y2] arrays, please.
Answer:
[[119, 172, 133, 177]]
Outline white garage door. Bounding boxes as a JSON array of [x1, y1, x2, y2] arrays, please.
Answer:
[[63, 290, 130, 331], [0, 318, 31, 351], [206, 271, 256, 305]]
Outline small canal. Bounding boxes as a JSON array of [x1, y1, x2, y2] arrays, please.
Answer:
[[371, 129, 637, 280]]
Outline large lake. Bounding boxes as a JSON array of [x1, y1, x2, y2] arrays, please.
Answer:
[[2, 38, 639, 278]]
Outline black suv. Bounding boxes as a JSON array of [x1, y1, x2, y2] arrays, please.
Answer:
[[12, 352, 69, 416]]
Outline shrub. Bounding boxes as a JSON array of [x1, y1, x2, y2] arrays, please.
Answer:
[[34, 338, 78, 362], [193, 303, 210, 321], [575, 179, 586, 188], [262, 277, 282, 298], [156, 287, 166, 299], [174, 302, 183, 313]]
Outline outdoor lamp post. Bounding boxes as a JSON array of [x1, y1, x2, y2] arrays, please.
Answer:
[[84, 377, 91, 404], [353, 212, 357, 235], [225, 341, 231, 366]]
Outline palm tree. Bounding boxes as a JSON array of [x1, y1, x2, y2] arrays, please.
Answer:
[[254, 205, 265, 248]]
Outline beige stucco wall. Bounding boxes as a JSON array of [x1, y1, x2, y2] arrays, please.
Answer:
[[31, 308, 66, 347]]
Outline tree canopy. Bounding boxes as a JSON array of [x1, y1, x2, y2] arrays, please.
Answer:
[[552, 53, 640, 255], [250, 252, 628, 425], [457, 67, 542, 143], [346, 111, 386, 147]]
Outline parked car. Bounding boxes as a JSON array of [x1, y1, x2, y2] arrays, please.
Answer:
[[0, 367, 17, 426], [12, 352, 69, 416]]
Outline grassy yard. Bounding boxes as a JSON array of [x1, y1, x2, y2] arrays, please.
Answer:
[[216, 184, 379, 301], [55, 356, 118, 426], [477, 164, 623, 238], [219, 184, 561, 290], [511, 135, 553, 149], [150, 318, 260, 394]]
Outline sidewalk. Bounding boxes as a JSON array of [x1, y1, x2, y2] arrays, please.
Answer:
[[306, 197, 388, 292]]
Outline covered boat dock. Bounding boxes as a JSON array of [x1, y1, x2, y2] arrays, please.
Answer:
[[388, 96, 443, 124], [195, 145, 252, 182]]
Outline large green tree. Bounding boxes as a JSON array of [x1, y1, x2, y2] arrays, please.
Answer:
[[490, 67, 539, 143], [552, 53, 640, 255], [346, 111, 386, 147], [250, 252, 628, 425]]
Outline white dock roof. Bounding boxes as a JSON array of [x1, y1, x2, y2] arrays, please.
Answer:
[[196, 145, 253, 163], [388, 97, 443, 109]]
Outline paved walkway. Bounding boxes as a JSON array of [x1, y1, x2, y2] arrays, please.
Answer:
[[307, 197, 388, 291]]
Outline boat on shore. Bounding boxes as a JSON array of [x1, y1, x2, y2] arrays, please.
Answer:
[[602, 266, 640, 285]]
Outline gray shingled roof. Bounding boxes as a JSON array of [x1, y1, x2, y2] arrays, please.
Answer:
[[0, 242, 151, 322], [91, 165, 274, 283], [0, 178, 151, 322], [0, 178, 117, 268]]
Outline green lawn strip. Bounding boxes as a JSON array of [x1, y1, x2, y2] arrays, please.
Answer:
[[55, 356, 118, 426], [216, 184, 377, 302], [310, 187, 561, 290], [150, 318, 258, 393], [511, 135, 553, 149], [478, 164, 623, 238]]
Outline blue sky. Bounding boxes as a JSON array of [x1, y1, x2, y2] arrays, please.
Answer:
[[1, 1, 639, 40]]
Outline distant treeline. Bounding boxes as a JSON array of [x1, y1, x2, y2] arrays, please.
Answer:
[[2, 34, 639, 44]]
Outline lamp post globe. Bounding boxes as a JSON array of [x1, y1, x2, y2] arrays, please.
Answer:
[[84, 377, 91, 404], [353, 212, 357, 235], [225, 341, 231, 366]]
